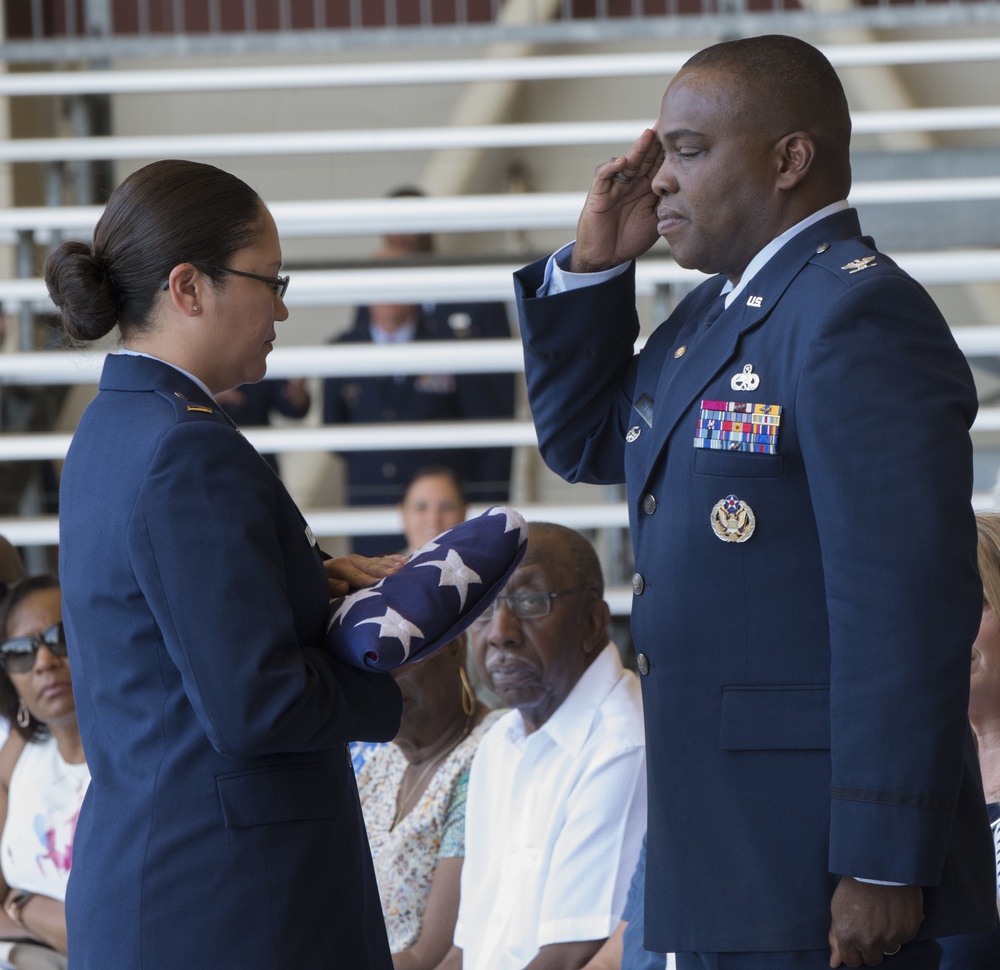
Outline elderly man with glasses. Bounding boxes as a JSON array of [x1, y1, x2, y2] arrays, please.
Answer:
[[435, 521, 647, 970]]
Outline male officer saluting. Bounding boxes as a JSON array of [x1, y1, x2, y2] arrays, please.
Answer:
[[514, 34, 996, 970]]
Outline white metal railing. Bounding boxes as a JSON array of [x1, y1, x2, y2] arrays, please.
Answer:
[[1, 39, 999, 97], [2, 108, 999, 164], [5, 249, 1000, 314], [7, 319, 1000, 389], [1, 178, 999, 244]]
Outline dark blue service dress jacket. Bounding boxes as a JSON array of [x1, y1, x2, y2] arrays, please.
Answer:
[[515, 208, 997, 954], [59, 354, 401, 970]]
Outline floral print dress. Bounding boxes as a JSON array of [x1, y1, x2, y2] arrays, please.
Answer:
[[357, 711, 502, 952]]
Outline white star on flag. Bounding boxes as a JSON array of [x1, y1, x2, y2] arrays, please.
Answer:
[[327, 587, 382, 631], [356, 608, 425, 659], [488, 506, 528, 546], [416, 548, 482, 610], [410, 539, 441, 559]]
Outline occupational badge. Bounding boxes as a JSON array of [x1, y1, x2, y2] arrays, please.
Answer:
[[841, 256, 877, 274], [710, 494, 756, 543], [730, 364, 760, 392], [626, 426, 642, 443]]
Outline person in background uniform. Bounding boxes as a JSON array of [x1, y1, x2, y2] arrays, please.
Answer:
[[514, 34, 995, 970], [215, 377, 310, 477], [46, 159, 403, 970], [324, 188, 515, 556]]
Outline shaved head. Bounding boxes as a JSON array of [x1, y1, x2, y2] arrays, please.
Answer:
[[682, 34, 852, 197]]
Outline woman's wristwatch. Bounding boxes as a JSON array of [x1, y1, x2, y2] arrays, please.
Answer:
[[4, 889, 34, 928]]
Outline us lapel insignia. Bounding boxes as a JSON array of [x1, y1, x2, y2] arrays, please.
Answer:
[[730, 364, 760, 392], [841, 256, 877, 274], [746, 295, 763, 308], [626, 426, 642, 443], [710, 494, 756, 543]]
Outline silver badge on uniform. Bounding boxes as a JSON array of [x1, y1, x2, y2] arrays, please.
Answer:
[[730, 364, 760, 392], [710, 494, 756, 543], [626, 426, 642, 443]]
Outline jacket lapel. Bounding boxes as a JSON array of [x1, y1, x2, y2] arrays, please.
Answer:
[[639, 208, 863, 486]]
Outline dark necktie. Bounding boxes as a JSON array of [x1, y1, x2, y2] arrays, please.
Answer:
[[704, 292, 728, 328]]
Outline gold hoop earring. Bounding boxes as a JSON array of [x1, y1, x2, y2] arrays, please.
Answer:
[[459, 667, 476, 718], [16, 699, 29, 729]]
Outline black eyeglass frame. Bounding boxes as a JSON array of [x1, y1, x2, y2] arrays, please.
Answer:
[[159, 265, 290, 301], [0, 622, 68, 674], [472, 586, 598, 624]]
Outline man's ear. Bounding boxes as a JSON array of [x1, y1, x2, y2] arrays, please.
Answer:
[[582, 596, 612, 655], [163, 262, 203, 316], [775, 131, 816, 190]]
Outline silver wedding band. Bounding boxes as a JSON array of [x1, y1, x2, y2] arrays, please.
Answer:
[[882, 944, 901, 956], [613, 172, 632, 185]]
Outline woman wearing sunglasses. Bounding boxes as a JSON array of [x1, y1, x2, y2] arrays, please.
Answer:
[[45, 160, 403, 970], [0, 576, 85, 961]]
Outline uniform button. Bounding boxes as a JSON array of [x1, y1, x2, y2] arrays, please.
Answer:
[[636, 653, 650, 676], [641, 493, 657, 515], [815, 242, 830, 254], [632, 572, 645, 596], [673, 345, 687, 358]]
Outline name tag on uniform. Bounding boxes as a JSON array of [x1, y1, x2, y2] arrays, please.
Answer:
[[634, 393, 654, 428]]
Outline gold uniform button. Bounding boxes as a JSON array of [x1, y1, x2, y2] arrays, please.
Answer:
[[674, 345, 687, 358]]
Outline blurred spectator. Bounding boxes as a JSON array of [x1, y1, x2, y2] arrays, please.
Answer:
[[0, 536, 25, 747], [399, 466, 468, 554], [580, 838, 669, 970], [348, 466, 473, 774], [357, 635, 501, 969], [0, 576, 87, 961], [938, 512, 1000, 968], [215, 377, 310, 477], [324, 188, 515, 556], [0, 537, 24, 605]]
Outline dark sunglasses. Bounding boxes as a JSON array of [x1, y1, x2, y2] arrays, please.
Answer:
[[0, 622, 67, 674]]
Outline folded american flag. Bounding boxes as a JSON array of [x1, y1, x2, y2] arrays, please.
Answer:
[[326, 506, 528, 671]]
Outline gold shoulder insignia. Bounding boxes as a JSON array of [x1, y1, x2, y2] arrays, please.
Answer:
[[841, 256, 877, 274], [186, 405, 214, 414]]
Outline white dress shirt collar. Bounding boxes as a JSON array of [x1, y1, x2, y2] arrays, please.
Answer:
[[504, 642, 626, 755], [721, 199, 849, 306]]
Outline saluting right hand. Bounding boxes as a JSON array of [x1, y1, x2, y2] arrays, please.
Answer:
[[570, 127, 665, 274]]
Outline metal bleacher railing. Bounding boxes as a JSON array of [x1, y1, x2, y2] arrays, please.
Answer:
[[1, 35, 1000, 607]]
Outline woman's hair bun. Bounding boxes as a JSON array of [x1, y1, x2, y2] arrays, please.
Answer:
[[43, 240, 120, 343]]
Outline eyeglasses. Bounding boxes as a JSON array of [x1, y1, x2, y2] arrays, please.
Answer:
[[471, 587, 597, 625], [0, 623, 67, 674], [159, 265, 290, 301]]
